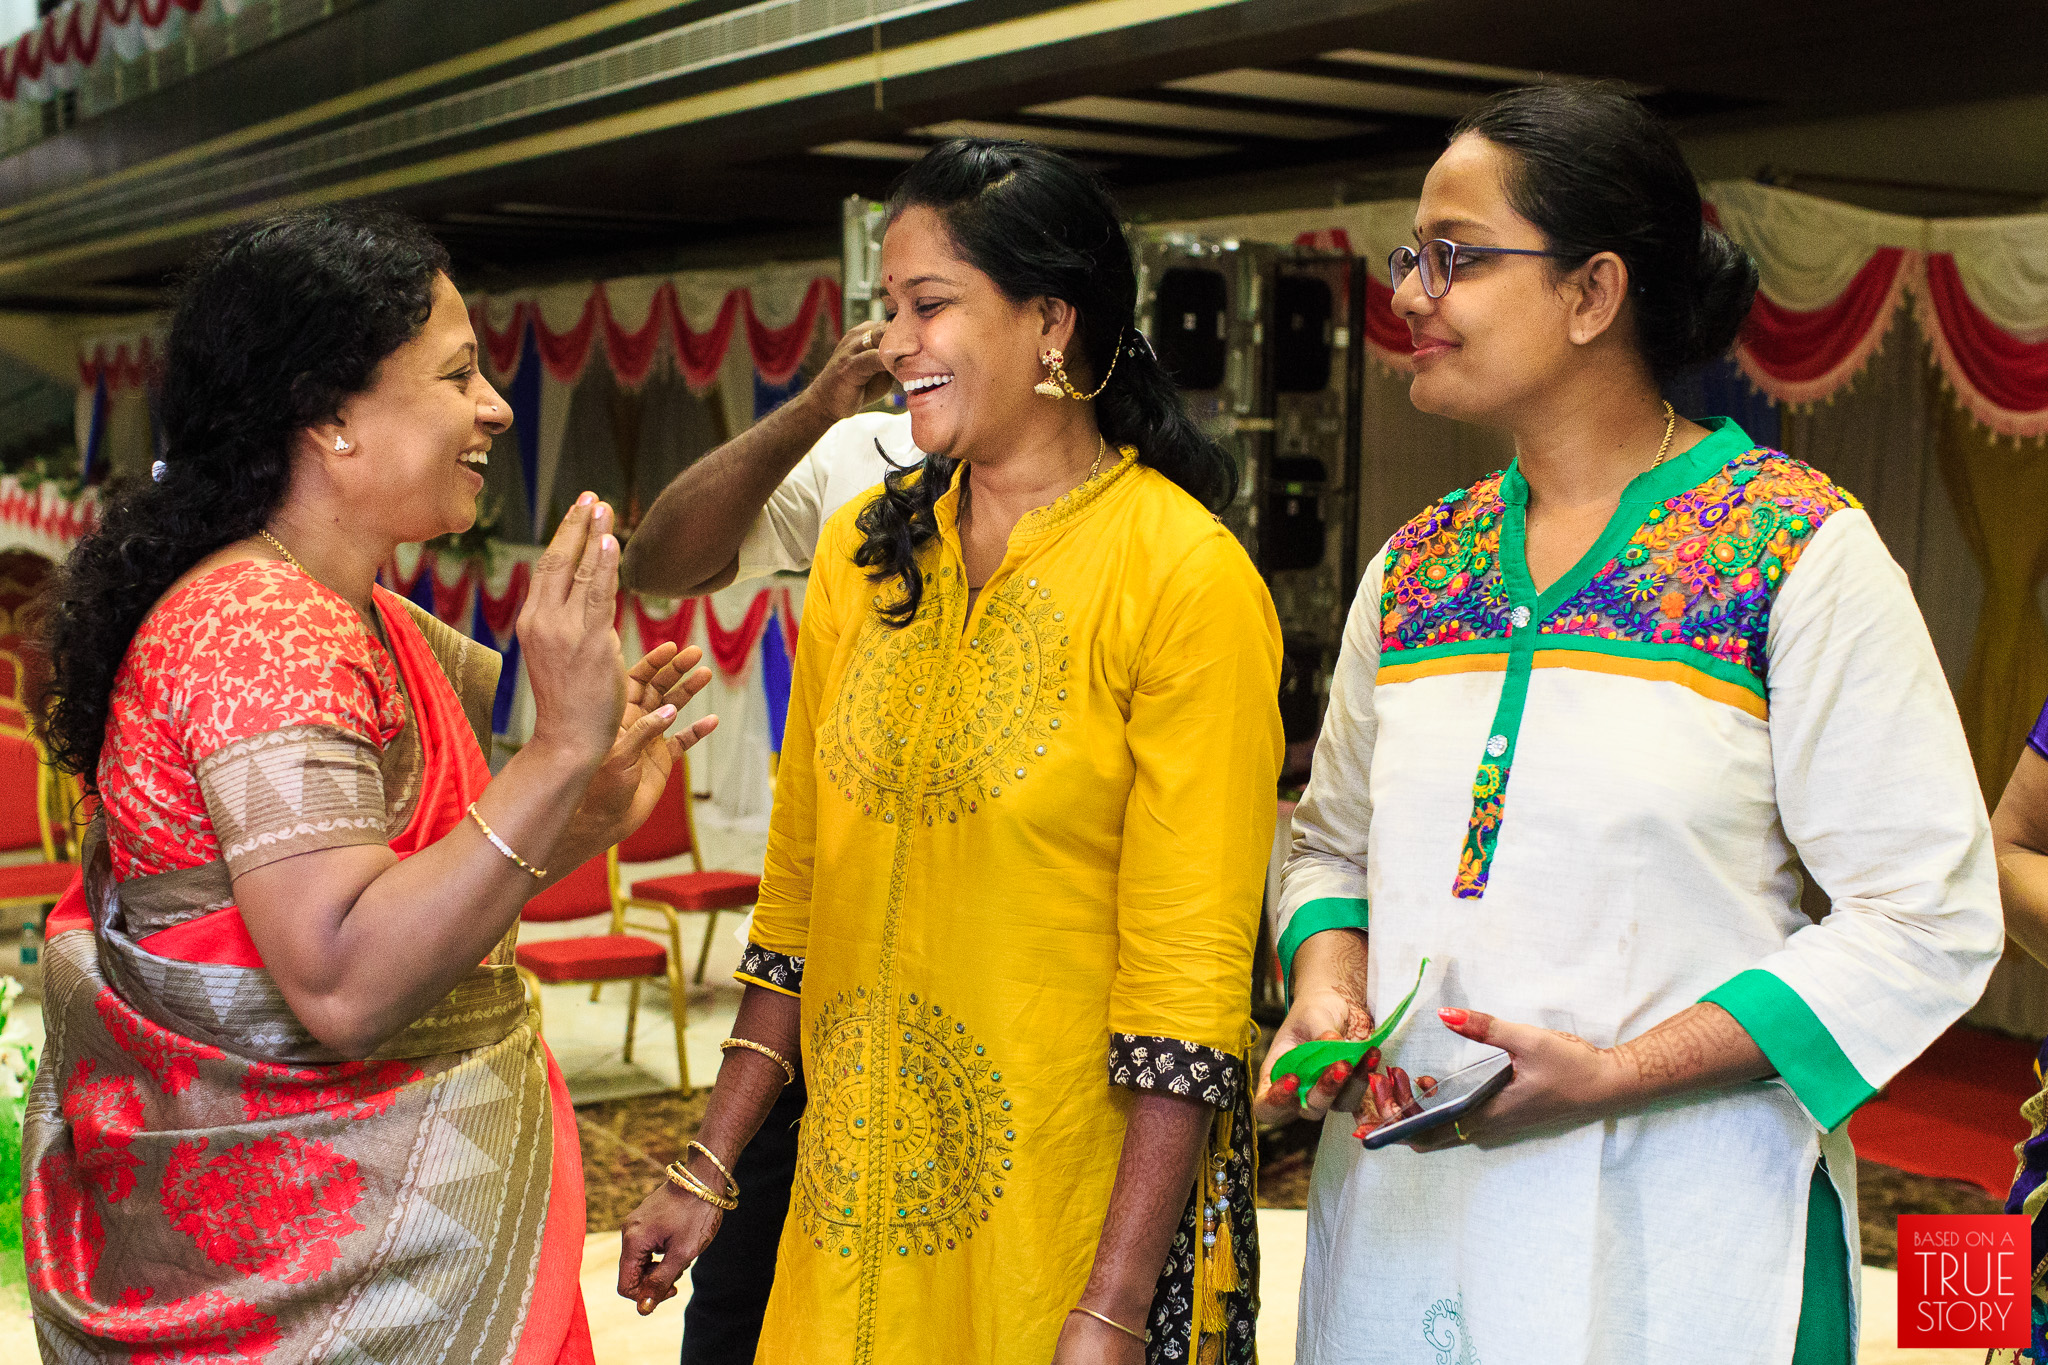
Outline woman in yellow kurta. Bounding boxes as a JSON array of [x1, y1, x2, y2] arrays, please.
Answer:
[[619, 139, 1283, 1365]]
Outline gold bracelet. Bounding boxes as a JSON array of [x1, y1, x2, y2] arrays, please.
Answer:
[[665, 1159, 737, 1211], [720, 1037, 796, 1086], [1070, 1306, 1148, 1344], [467, 803, 546, 880], [687, 1140, 739, 1200]]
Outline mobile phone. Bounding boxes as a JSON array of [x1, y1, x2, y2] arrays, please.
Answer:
[[1358, 1052, 1514, 1150]]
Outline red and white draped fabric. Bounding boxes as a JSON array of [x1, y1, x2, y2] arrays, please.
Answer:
[[0, 475, 100, 560], [1707, 181, 2048, 438], [74, 327, 162, 485], [380, 544, 803, 828], [471, 271, 841, 391], [465, 261, 839, 539], [0, 0, 217, 104]]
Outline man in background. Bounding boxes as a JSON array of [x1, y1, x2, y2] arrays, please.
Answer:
[[622, 316, 909, 1365]]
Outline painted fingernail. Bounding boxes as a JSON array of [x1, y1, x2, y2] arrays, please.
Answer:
[[1439, 1008, 1469, 1027], [577, 491, 595, 507], [637, 1298, 655, 1316], [1327, 1062, 1352, 1085], [1278, 1075, 1299, 1093], [1364, 1047, 1381, 1071], [1353, 1122, 1371, 1140]]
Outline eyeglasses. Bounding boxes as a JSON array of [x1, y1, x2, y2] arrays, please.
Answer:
[[1388, 239, 1568, 299]]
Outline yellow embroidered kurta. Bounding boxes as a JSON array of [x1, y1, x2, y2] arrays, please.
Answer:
[[743, 450, 1282, 1365]]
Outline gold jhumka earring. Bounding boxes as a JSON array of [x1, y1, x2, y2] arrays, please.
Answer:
[[1033, 336, 1123, 401]]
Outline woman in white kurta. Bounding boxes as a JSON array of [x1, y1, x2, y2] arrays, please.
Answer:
[[1255, 85, 2002, 1365]]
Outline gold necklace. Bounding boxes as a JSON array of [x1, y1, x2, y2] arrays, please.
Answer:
[[1649, 401, 1678, 468], [1086, 434, 1107, 482], [256, 529, 306, 575]]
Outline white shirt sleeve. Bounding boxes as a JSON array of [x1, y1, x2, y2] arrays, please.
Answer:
[[1703, 507, 2003, 1130], [731, 412, 915, 585], [1274, 544, 1388, 986]]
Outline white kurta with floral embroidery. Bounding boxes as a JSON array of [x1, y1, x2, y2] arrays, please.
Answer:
[[1276, 421, 2001, 1365]]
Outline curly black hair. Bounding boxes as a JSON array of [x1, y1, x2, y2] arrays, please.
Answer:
[[35, 206, 450, 788], [854, 138, 1235, 626]]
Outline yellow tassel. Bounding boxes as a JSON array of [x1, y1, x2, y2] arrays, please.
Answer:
[[1196, 1094, 1240, 1335]]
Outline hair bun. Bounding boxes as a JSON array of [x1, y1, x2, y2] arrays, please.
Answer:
[[1678, 224, 1759, 370]]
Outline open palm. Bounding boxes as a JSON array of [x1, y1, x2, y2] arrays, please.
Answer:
[[580, 642, 718, 847]]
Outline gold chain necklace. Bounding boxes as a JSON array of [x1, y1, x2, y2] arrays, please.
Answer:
[[1649, 401, 1678, 468], [255, 529, 306, 574], [1086, 434, 1107, 482]]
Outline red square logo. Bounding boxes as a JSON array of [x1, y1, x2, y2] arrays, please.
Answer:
[[1897, 1214, 2032, 1347]]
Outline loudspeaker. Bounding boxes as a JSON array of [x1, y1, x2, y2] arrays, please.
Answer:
[[1152, 267, 1229, 391]]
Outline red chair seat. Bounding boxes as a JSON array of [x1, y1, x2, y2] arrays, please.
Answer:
[[517, 935, 667, 983], [0, 862, 81, 900], [630, 870, 760, 912]]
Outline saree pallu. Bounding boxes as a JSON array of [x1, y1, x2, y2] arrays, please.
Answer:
[[23, 589, 590, 1365]]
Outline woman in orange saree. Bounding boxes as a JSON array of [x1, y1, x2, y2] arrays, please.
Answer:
[[22, 208, 715, 1365]]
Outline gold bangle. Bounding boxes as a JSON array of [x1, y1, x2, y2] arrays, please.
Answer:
[[720, 1037, 796, 1086], [467, 803, 546, 880], [1070, 1307, 1148, 1344], [687, 1140, 739, 1199], [665, 1160, 737, 1211]]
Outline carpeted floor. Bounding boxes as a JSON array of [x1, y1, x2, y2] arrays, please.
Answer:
[[578, 1090, 711, 1234], [577, 1094, 2006, 1267]]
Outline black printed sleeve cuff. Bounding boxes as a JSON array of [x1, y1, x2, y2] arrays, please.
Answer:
[[735, 944, 804, 997], [1108, 1033, 1243, 1110]]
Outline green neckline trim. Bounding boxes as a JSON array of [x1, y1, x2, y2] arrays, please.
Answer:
[[1702, 968, 1874, 1132], [1378, 638, 1510, 667], [1500, 417, 1754, 619], [1277, 896, 1369, 991]]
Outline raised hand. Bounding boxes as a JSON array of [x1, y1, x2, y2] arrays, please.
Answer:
[[567, 642, 719, 856], [518, 495, 629, 767], [805, 318, 893, 419]]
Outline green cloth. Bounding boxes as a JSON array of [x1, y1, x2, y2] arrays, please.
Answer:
[[1792, 1163, 1854, 1365]]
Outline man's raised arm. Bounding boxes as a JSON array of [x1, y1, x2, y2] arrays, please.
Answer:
[[623, 319, 890, 596]]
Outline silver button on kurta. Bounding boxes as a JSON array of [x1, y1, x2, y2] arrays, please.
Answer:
[[1486, 734, 1509, 757], [1509, 605, 1531, 628]]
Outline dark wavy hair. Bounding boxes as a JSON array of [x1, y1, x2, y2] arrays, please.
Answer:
[[1450, 82, 1758, 383], [36, 207, 450, 788], [854, 138, 1235, 625]]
